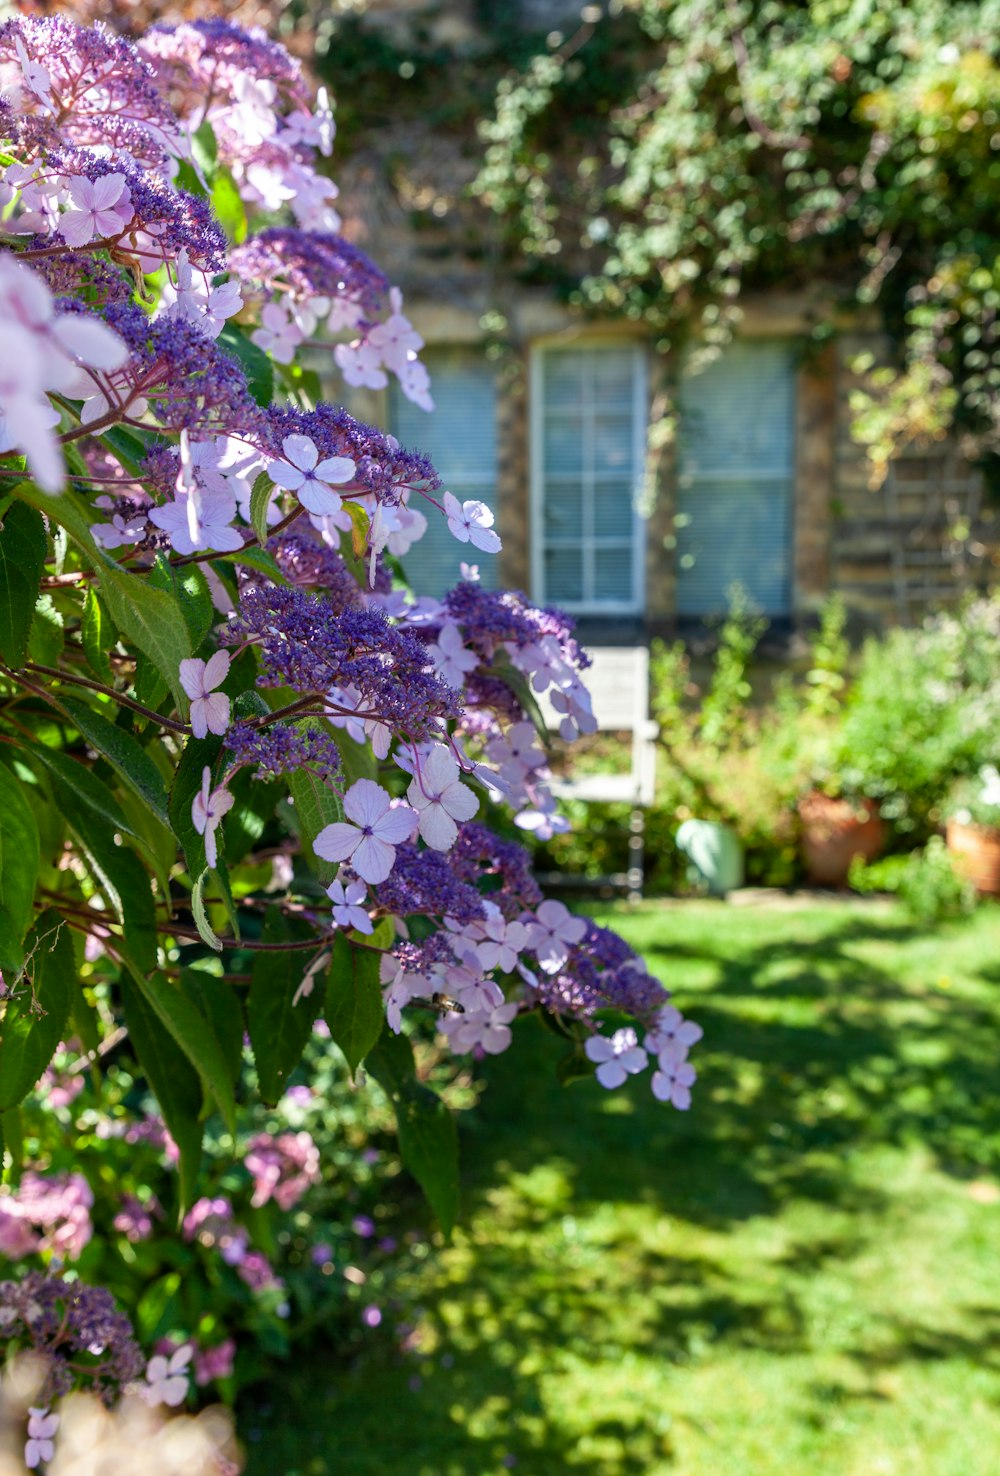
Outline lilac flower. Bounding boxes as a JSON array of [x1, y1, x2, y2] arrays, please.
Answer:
[[406, 745, 479, 852], [651, 1056, 697, 1110], [427, 623, 478, 688], [0, 1271, 144, 1405], [352, 1215, 376, 1238], [314, 779, 417, 885], [525, 900, 588, 974], [327, 876, 373, 934], [224, 721, 341, 780], [149, 485, 243, 555], [60, 173, 132, 247], [252, 301, 303, 363], [179, 651, 231, 739], [373, 845, 486, 926], [244, 1131, 320, 1211], [25, 1408, 58, 1470], [443, 492, 501, 553], [644, 1005, 704, 1061], [440, 1001, 518, 1056], [236, 1250, 284, 1294], [191, 766, 234, 870], [193, 1338, 236, 1387], [585, 1029, 649, 1089], [268, 433, 356, 515], [143, 1345, 192, 1408]]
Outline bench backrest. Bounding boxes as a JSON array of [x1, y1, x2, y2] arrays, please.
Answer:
[[541, 646, 658, 807]]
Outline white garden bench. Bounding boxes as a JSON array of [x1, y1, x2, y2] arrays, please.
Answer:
[[540, 646, 659, 900]]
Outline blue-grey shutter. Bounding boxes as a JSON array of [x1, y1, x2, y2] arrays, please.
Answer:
[[537, 345, 643, 611], [676, 342, 796, 616], [388, 349, 499, 599]]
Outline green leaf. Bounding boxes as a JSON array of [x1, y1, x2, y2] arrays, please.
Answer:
[[27, 743, 146, 848], [28, 593, 64, 666], [248, 909, 321, 1105], [120, 974, 203, 1213], [58, 696, 170, 827], [218, 546, 287, 584], [12, 481, 193, 711], [2, 1107, 23, 1181], [97, 426, 149, 478], [218, 324, 273, 408], [191, 869, 224, 953], [148, 558, 213, 649], [0, 501, 46, 669], [0, 761, 40, 975], [81, 587, 115, 683], [289, 762, 345, 886], [181, 966, 244, 1089], [191, 120, 219, 174], [0, 909, 74, 1110], [367, 1028, 460, 1235], [249, 472, 274, 547], [211, 169, 248, 245], [125, 968, 237, 1136], [68, 813, 158, 975], [325, 932, 384, 1078]]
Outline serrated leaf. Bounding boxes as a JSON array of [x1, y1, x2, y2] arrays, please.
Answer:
[[248, 909, 321, 1105], [249, 472, 274, 547], [0, 501, 46, 669], [367, 1028, 459, 1235], [28, 593, 64, 666], [0, 761, 40, 975], [126, 967, 236, 1135], [120, 974, 203, 1214], [325, 932, 384, 1078], [191, 120, 219, 174], [59, 696, 170, 827], [182, 966, 243, 1088], [97, 426, 150, 478], [217, 546, 287, 584], [218, 324, 273, 407], [81, 587, 115, 682], [289, 763, 345, 886], [27, 743, 145, 848], [191, 869, 224, 953], [0, 910, 74, 1110], [148, 557, 213, 649]]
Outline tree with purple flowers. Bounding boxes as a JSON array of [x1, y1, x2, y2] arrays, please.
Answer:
[[0, 14, 701, 1463]]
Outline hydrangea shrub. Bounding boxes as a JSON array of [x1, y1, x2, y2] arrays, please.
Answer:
[[0, 14, 701, 1452]]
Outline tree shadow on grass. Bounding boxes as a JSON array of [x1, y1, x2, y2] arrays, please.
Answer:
[[245, 907, 1000, 1476]]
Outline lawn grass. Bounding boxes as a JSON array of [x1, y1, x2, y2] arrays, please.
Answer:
[[246, 900, 1000, 1476]]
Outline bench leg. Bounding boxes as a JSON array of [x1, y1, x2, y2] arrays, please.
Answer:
[[627, 807, 644, 902]]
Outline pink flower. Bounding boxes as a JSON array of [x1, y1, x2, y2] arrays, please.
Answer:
[[194, 1338, 236, 1387], [191, 766, 234, 870], [651, 1055, 697, 1110], [313, 779, 417, 885], [251, 301, 303, 363], [443, 492, 501, 553], [327, 876, 373, 934], [25, 1408, 59, 1469], [427, 623, 478, 689], [143, 1345, 192, 1407], [585, 1028, 648, 1090], [60, 173, 131, 248], [244, 1130, 320, 1211], [179, 650, 231, 739], [268, 433, 356, 515], [644, 1004, 703, 1061], [524, 899, 587, 974], [406, 746, 479, 852]]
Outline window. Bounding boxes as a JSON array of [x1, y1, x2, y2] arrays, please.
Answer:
[[531, 343, 646, 613], [676, 341, 796, 617], [388, 347, 499, 599]]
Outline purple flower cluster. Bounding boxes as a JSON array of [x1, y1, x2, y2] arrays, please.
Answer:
[[244, 1130, 320, 1212], [0, 1271, 144, 1403], [223, 583, 461, 739], [102, 301, 256, 431], [231, 228, 388, 317], [530, 922, 669, 1024], [224, 720, 342, 781], [439, 582, 590, 669], [374, 845, 487, 926], [268, 532, 362, 606], [0, 1171, 93, 1261], [262, 404, 439, 500], [449, 823, 543, 918]]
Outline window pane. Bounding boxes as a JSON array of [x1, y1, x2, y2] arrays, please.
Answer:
[[593, 414, 633, 475], [543, 414, 584, 476], [676, 478, 793, 615], [389, 350, 499, 599], [593, 480, 632, 539], [593, 349, 637, 403], [594, 545, 634, 603], [545, 546, 584, 602], [543, 352, 586, 408], [544, 481, 583, 536], [678, 341, 796, 478]]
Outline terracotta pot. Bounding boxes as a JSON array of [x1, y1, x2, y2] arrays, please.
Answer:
[[797, 792, 885, 887], [946, 819, 1000, 897]]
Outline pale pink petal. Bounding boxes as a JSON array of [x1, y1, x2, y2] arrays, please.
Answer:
[[372, 803, 419, 845], [52, 313, 128, 369], [90, 173, 126, 210], [282, 433, 318, 472], [350, 833, 396, 884], [443, 782, 478, 822], [313, 455, 356, 485], [59, 210, 95, 248], [297, 483, 343, 516], [201, 691, 231, 736], [313, 822, 359, 864], [268, 461, 304, 492], [202, 649, 230, 689], [595, 1059, 626, 1089], [343, 778, 390, 829], [179, 657, 207, 700], [418, 805, 457, 851]]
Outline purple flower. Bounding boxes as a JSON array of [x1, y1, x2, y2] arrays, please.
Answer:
[[313, 779, 417, 885]]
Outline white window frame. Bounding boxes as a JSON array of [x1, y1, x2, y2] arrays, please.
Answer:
[[529, 339, 647, 616]]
